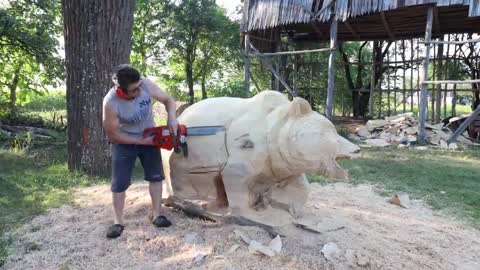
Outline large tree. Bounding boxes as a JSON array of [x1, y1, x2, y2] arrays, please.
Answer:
[[62, 0, 136, 176]]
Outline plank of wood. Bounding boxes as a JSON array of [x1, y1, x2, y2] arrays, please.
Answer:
[[446, 105, 480, 144]]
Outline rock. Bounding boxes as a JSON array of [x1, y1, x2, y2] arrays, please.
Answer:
[[321, 242, 341, 261], [248, 240, 276, 257], [365, 139, 390, 147], [356, 250, 370, 266], [397, 144, 407, 149], [25, 241, 40, 251], [345, 249, 356, 266], [407, 135, 417, 143], [233, 229, 250, 244], [193, 253, 207, 264], [269, 235, 282, 254], [440, 140, 449, 149], [356, 126, 371, 138], [184, 232, 200, 244], [227, 244, 240, 254], [395, 136, 409, 144], [440, 191, 446, 194], [348, 133, 361, 141], [388, 193, 410, 208], [448, 143, 458, 150], [415, 146, 428, 150], [366, 120, 390, 131]]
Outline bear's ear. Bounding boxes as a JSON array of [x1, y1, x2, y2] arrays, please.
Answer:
[[288, 97, 312, 117]]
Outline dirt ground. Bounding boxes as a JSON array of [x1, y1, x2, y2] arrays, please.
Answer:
[[3, 182, 480, 270]]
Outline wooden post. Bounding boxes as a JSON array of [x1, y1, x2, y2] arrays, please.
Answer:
[[402, 39, 406, 113], [326, 17, 338, 119], [244, 34, 250, 94], [446, 105, 480, 144], [435, 36, 444, 123], [410, 39, 414, 112], [419, 7, 434, 144], [243, 0, 250, 94], [369, 41, 377, 118], [431, 39, 436, 122]]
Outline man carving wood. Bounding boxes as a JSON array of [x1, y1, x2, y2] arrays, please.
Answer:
[[102, 64, 178, 238]]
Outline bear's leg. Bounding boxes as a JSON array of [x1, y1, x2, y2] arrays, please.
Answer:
[[270, 175, 309, 218], [220, 162, 255, 215]]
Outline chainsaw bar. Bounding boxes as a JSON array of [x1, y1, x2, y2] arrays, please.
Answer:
[[186, 126, 225, 136]]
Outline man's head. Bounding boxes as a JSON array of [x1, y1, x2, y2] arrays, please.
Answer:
[[112, 64, 142, 98]]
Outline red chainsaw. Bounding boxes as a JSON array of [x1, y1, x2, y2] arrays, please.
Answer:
[[143, 124, 225, 157]]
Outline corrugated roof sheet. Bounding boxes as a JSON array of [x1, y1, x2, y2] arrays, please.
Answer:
[[244, 0, 480, 31]]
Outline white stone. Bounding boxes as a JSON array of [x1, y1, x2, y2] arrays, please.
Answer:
[[321, 242, 341, 261], [248, 240, 275, 257], [269, 235, 282, 254]]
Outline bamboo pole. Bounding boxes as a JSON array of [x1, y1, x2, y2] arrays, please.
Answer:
[[431, 39, 436, 122], [387, 45, 391, 117], [421, 38, 480, 45], [418, 7, 434, 144], [444, 34, 450, 119], [249, 47, 332, 57]]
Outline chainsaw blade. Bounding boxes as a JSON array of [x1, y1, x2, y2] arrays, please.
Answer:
[[186, 126, 225, 136]]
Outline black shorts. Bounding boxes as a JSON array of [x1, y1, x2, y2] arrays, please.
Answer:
[[111, 143, 164, 193]]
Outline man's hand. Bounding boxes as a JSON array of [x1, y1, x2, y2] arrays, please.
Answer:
[[140, 135, 156, 146], [168, 116, 179, 136]]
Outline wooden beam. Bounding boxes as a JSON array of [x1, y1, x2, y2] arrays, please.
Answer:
[[244, 34, 250, 94], [420, 39, 480, 45], [380, 12, 395, 40], [435, 37, 444, 124], [249, 47, 332, 57], [249, 42, 297, 97], [418, 7, 434, 144], [446, 105, 480, 144], [344, 21, 361, 40], [326, 17, 338, 119], [422, 79, 480, 84], [433, 7, 441, 34]]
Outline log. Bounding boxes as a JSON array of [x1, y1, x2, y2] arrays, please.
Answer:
[[0, 125, 54, 137], [163, 196, 281, 238]]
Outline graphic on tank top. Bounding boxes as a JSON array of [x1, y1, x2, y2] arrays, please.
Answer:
[[118, 98, 152, 124]]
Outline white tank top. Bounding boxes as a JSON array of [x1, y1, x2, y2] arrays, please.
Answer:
[[103, 77, 156, 138]]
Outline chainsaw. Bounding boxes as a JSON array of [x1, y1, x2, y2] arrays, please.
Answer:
[[143, 124, 225, 157]]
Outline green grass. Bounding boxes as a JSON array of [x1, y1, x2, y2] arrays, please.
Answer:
[[309, 147, 480, 227], [0, 135, 109, 266]]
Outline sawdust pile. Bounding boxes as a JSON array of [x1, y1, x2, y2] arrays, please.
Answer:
[[349, 113, 475, 149], [3, 182, 480, 270]]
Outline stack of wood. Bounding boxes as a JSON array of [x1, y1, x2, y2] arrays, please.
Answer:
[[348, 113, 475, 149]]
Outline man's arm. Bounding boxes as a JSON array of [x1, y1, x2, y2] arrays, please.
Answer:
[[143, 78, 179, 132], [102, 101, 153, 145]]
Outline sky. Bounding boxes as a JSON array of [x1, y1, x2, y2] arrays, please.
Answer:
[[216, 0, 242, 19]]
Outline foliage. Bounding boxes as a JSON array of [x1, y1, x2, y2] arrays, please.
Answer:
[[131, 0, 170, 76], [0, 0, 64, 115]]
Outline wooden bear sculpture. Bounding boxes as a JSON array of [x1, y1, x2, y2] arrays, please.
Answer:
[[161, 91, 359, 227]]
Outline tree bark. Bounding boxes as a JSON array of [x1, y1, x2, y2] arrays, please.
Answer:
[[201, 73, 207, 100], [186, 61, 195, 104], [62, 0, 136, 176], [8, 65, 21, 115]]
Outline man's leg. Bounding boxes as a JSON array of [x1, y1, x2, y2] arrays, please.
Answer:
[[107, 144, 136, 238], [139, 145, 171, 227], [112, 191, 126, 225], [149, 182, 163, 218]]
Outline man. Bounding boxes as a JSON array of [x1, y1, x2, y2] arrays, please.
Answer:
[[102, 64, 178, 239]]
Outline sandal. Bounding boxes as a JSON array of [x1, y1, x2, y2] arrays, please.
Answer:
[[153, 215, 172, 228], [106, 224, 125, 239]]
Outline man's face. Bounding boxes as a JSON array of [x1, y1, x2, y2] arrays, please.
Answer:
[[125, 81, 142, 98]]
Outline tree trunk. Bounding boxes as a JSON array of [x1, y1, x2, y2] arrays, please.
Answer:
[[62, 0, 135, 176], [186, 61, 194, 104], [8, 66, 21, 115], [201, 74, 207, 100]]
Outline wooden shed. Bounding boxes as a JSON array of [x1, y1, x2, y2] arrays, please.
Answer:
[[241, 0, 480, 143]]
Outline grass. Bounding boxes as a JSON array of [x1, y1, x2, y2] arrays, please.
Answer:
[[0, 136, 111, 266], [309, 147, 480, 227]]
